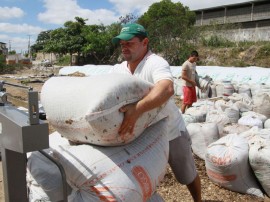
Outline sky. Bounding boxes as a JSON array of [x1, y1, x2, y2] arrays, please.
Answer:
[[0, 0, 251, 54]]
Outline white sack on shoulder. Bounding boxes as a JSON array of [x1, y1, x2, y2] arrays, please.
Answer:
[[205, 134, 264, 197], [53, 119, 169, 202], [41, 74, 166, 146]]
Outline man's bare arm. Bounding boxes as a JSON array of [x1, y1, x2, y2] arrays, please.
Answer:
[[119, 79, 174, 137]]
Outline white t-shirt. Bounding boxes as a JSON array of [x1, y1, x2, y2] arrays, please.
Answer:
[[110, 51, 186, 141]]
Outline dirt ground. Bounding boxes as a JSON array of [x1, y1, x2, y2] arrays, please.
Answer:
[[0, 66, 269, 202]]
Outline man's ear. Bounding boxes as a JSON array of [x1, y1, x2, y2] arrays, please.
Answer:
[[143, 38, 149, 47]]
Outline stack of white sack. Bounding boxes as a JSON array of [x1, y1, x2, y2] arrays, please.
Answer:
[[40, 74, 168, 146], [205, 134, 264, 198], [29, 74, 171, 201], [27, 119, 169, 201]]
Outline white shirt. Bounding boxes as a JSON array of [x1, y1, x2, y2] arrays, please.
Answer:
[[110, 51, 186, 141]]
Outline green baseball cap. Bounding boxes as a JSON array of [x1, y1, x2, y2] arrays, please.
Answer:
[[112, 23, 148, 44]]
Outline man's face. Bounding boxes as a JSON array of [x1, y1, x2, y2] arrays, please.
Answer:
[[119, 37, 148, 62], [190, 55, 199, 63]]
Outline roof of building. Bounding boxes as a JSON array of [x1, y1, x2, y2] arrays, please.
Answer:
[[193, 0, 267, 12]]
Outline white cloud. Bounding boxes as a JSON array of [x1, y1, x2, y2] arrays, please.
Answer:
[[38, 0, 119, 25], [0, 34, 31, 52], [108, 0, 251, 15], [0, 6, 25, 20], [0, 23, 44, 35], [109, 0, 158, 16]]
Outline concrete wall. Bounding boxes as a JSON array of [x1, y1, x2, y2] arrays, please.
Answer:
[[36, 52, 57, 62], [210, 19, 270, 42]]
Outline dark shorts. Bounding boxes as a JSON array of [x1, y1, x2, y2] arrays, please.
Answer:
[[168, 130, 197, 185], [183, 86, 197, 105]]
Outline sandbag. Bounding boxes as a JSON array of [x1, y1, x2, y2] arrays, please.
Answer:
[[27, 132, 71, 202], [41, 74, 166, 146], [224, 106, 240, 124], [238, 115, 263, 128], [239, 127, 270, 142], [238, 84, 252, 97], [252, 92, 270, 118], [205, 134, 264, 197], [187, 122, 219, 160], [27, 149, 72, 202], [264, 119, 270, 129], [53, 119, 169, 202], [222, 123, 252, 137], [241, 111, 267, 124], [206, 109, 230, 135], [182, 113, 197, 126], [249, 135, 270, 197]]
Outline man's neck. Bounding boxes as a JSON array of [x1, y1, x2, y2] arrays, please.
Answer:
[[128, 50, 149, 74]]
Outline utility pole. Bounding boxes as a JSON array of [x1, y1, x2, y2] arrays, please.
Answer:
[[8, 40, 11, 52], [27, 35, 31, 58]]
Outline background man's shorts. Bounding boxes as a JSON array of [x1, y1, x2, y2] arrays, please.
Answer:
[[183, 86, 197, 105], [168, 130, 197, 185]]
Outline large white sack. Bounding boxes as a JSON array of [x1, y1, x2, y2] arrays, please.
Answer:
[[264, 119, 270, 129], [27, 132, 72, 202], [206, 109, 231, 135], [182, 113, 197, 126], [27, 149, 72, 202], [222, 123, 252, 137], [41, 74, 166, 146], [249, 135, 270, 197], [185, 107, 207, 123], [239, 127, 270, 142], [224, 106, 240, 123], [241, 111, 267, 124], [187, 122, 219, 160], [238, 115, 263, 128], [252, 92, 270, 118], [237, 85, 252, 97], [205, 134, 264, 197], [234, 101, 253, 113], [53, 119, 169, 202]]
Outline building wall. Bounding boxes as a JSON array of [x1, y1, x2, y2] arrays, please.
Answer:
[[36, 52, 57, 62], [194, 0, 270, 41]]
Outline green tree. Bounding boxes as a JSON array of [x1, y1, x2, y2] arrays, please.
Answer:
[[39, 17, 88, 65], [82, 24, 120, 64], [137, 0, 196, 65], [31, 30, 52, 53]]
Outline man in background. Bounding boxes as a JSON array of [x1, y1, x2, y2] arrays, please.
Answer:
[[111, 23, 201, 202], [181, 50, 200, 113]]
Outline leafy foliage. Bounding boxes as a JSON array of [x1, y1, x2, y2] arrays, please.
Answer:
[[201, 35, 234, 48], [137, 0, 197, 65], [256, 43, 270, 58]]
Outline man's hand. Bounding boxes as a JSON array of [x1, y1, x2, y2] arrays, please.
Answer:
[[118, 103, 141, 141], [191, 80, 197, 87]]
